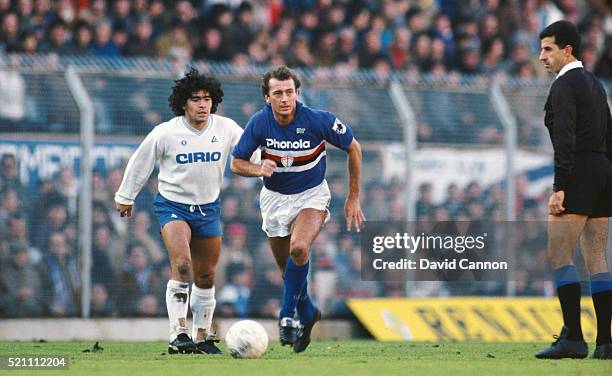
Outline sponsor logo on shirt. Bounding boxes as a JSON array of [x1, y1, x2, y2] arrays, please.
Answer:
[[176, 151, 221, 164], [332, 118, 347, 134], [265, 138, 311, 149]]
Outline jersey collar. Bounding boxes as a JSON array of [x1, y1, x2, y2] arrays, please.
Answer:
[[556, 60, 583, 79], [181, 115, 212, 136]]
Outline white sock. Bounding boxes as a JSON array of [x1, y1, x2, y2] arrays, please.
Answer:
[[190, 284, 216, 342], [166, 280, 190, 342]]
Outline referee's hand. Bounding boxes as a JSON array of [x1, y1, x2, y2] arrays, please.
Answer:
[[548, 191, 565, 215], [115, 202, 133, 218]]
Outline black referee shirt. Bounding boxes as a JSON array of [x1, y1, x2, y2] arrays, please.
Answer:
[[544, 66, 612, 191]]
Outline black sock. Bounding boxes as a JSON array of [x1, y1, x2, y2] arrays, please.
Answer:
[[557, 283, 583, 341], [592, 290, 612, 345]]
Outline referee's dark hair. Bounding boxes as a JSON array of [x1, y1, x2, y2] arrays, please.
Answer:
[[168, 67, 224, 116], [261, 65, 301, 98], [539, 20, 581, 59]]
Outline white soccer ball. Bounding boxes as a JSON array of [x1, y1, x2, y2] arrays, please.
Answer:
[[225, 320, 269, 359]]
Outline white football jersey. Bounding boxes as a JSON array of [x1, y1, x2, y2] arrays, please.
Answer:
[[115, 115, 244, 206]]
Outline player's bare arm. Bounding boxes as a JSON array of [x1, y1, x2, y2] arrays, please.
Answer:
[[231, 157, 276, 178], [345, 139, 365, 232]]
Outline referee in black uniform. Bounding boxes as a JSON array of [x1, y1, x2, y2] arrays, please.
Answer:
[[536, 20, 612, 360]]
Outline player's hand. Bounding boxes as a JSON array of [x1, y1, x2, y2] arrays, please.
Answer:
[[115, 202, 133, 218], [345, 196, 365, 232], [259, 159, 277, 178], [548, 190, 565, 215]]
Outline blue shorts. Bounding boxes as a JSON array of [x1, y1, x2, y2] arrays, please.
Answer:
[[153, 194, 222, 238]]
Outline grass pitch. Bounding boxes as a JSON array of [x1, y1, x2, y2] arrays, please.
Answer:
[[0, 340, 610, 376]]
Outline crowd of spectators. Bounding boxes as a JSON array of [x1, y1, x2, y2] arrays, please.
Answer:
[[0, 0, 610, 79], [0, 150, 558, 319]]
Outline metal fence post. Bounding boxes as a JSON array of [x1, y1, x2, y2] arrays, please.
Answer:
[[490, 82, 518, 296], [389, 80, 419, 296], [490, 82, 517, 222], [389, 81, 417, 222], [66, 66, 94, 318]]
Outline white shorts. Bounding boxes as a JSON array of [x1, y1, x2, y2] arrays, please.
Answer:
[[260, 180, 331, 237]]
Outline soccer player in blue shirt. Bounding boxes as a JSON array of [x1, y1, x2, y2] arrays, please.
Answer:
[[231, 66, 365, 353]]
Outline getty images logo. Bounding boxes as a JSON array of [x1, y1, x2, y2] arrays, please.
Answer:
[[266, 138, 311, 149]]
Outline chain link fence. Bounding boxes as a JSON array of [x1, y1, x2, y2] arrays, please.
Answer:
[[0, 55, 610, 319]]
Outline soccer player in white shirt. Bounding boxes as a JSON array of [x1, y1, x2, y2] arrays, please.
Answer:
[[114, 68, 245, 354]]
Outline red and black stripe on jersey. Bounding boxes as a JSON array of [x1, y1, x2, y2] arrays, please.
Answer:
[[262, 142, 326, 167]]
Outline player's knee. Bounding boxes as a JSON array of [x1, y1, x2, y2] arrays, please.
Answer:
[[175, 258, 192, 278], [290, 243, 309, 264], [194, 271, 215, 289]]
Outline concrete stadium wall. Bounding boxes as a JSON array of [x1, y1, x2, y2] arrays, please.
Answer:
[[0, 318, 358, 341]]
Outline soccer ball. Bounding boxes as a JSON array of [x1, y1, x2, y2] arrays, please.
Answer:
[[225, 320, 269, 359]]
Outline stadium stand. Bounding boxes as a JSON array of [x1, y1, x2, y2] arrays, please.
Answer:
[[0, 0, 610, 320], [0, 0, 609, 79]]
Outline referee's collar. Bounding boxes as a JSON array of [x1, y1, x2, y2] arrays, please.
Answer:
[[556, 60, 583, 79]]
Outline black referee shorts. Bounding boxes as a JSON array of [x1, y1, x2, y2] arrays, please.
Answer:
[[562, 152, 611, 218]]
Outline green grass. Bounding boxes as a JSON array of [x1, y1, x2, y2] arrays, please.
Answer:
[[0, 341, 610, 376]]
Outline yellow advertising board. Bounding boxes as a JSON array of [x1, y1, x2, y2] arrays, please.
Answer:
[[347, 297, 598, 342]]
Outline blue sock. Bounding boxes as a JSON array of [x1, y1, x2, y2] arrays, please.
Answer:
[[553, 265, 579, 288], [280, 259, 309, 319], [590, 272, 612, 294], [297, 280, 315, 324]]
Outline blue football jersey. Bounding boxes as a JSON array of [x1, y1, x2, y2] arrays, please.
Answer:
[[232, 102, 354, 194]]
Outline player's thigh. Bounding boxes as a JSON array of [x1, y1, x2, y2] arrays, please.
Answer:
[[161, 220, 192, 263], [290, 208, 327, 252], [547, 214, 588, 267], [579, 217, 609, 274], [190, 236, 222, 276], [268, 236, 291, 273]]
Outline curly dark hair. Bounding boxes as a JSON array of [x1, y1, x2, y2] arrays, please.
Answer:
[[168, 68, 224, 116], [261, 65, 301, 98]]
